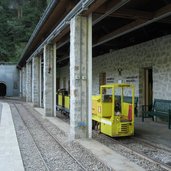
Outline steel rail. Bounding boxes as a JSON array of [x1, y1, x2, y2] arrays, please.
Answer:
[[100, 133, 171, 171], [132, 136, 171, 154]]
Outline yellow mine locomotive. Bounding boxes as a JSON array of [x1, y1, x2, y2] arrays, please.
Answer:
[[57, 83, 135, 137], [92, 83, 135, 137]]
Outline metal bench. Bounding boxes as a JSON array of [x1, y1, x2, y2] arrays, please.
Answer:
[[142, 99, 171, 129]]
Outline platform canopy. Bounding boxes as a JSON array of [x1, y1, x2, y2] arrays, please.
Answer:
[[17, 0, 171, 68]]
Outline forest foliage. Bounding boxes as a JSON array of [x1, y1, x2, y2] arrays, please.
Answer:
[[0, 0, 48, 62]]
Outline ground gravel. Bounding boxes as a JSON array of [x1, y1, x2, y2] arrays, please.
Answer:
[[93, 132, 168, 171], [24, 103, 112, 171], [10, 104, 48, 171], [12, 102, 112, 171]]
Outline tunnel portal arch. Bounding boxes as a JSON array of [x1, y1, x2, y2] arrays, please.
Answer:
[[0, 82, 7, 96]]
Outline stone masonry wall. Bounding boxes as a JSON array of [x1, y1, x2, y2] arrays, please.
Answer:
[[59, 34, 171, 100], [58, 64, 69, 91]]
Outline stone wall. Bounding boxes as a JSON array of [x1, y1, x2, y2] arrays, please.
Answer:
[[58, 64, 69, 91], [59, 34, 171, 101], [93, 35, 171, 100]]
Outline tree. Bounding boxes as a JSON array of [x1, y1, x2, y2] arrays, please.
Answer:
[[0, 0, 47, 62]]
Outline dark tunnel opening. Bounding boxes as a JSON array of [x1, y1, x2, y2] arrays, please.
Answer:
[[0, 83, 7, 96]]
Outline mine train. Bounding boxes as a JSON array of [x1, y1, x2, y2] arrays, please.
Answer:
[[57, 83, 135, 137]]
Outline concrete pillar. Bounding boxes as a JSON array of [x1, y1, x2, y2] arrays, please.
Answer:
[[26, 62, 32, 102], [31, 59, 34, 102], [19, 70, 22, 97], [22, 67, 26, 99], [26, 63, 29, 101], [43, 44, 56, 116], [32, 56, 41, 107], [70, 15, 92, 139], [39, 57, 44, 107]]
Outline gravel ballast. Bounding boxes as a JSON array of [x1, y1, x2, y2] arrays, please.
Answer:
[[11, 102, 112, 171], [93, 132, 169, 171], [10, 100, 171, 171], [10, 104, 48, 171]]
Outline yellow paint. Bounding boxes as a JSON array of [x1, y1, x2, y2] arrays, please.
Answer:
[[57, 83, 135, 137], [58, 95, 63, 107], [64, 96, 70, 110], [92, 83, 135, 137]]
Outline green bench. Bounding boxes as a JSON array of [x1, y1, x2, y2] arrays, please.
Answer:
[[142, 99, 171, 129]]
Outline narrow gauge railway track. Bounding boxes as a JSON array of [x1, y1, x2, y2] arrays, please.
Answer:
[[46, 107, 171, 170], [14, 103, 50, 171], [130, 136, 171, 154], [14, 103, 88, 171], [98, 133, 171, 171], [120, 136, 171, 168]]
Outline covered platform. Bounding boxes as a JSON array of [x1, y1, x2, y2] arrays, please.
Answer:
[[17, 0, 171, 140]]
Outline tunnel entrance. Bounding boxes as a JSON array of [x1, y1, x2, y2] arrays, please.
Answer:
[[0, 83, 7, 96]]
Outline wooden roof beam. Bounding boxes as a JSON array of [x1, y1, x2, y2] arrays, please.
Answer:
[[114, 9, 153, 20], [93, 3, 171, 47], [94, 8, 153, 20], [93, 0, 130, 25], [53, 26, 70, 43], [83, 0, 107, 15], [155, 3, 171, 17], [93, 19, 146, 47], [56, 38, 69, 50]]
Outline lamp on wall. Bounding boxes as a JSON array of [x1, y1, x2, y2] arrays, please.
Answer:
[[118, 68, 122, 76]]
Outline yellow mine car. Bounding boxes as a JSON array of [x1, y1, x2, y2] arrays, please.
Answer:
[[57, 83, 135, 137], [56, 89, 69, 115], [92, 83, 135, 137]]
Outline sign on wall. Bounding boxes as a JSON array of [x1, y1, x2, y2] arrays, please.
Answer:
[[106, 77, 115, 83], [125, 76, 138, 83]]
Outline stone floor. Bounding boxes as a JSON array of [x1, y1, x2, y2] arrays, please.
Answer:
[[135, 117, 171, 149]]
